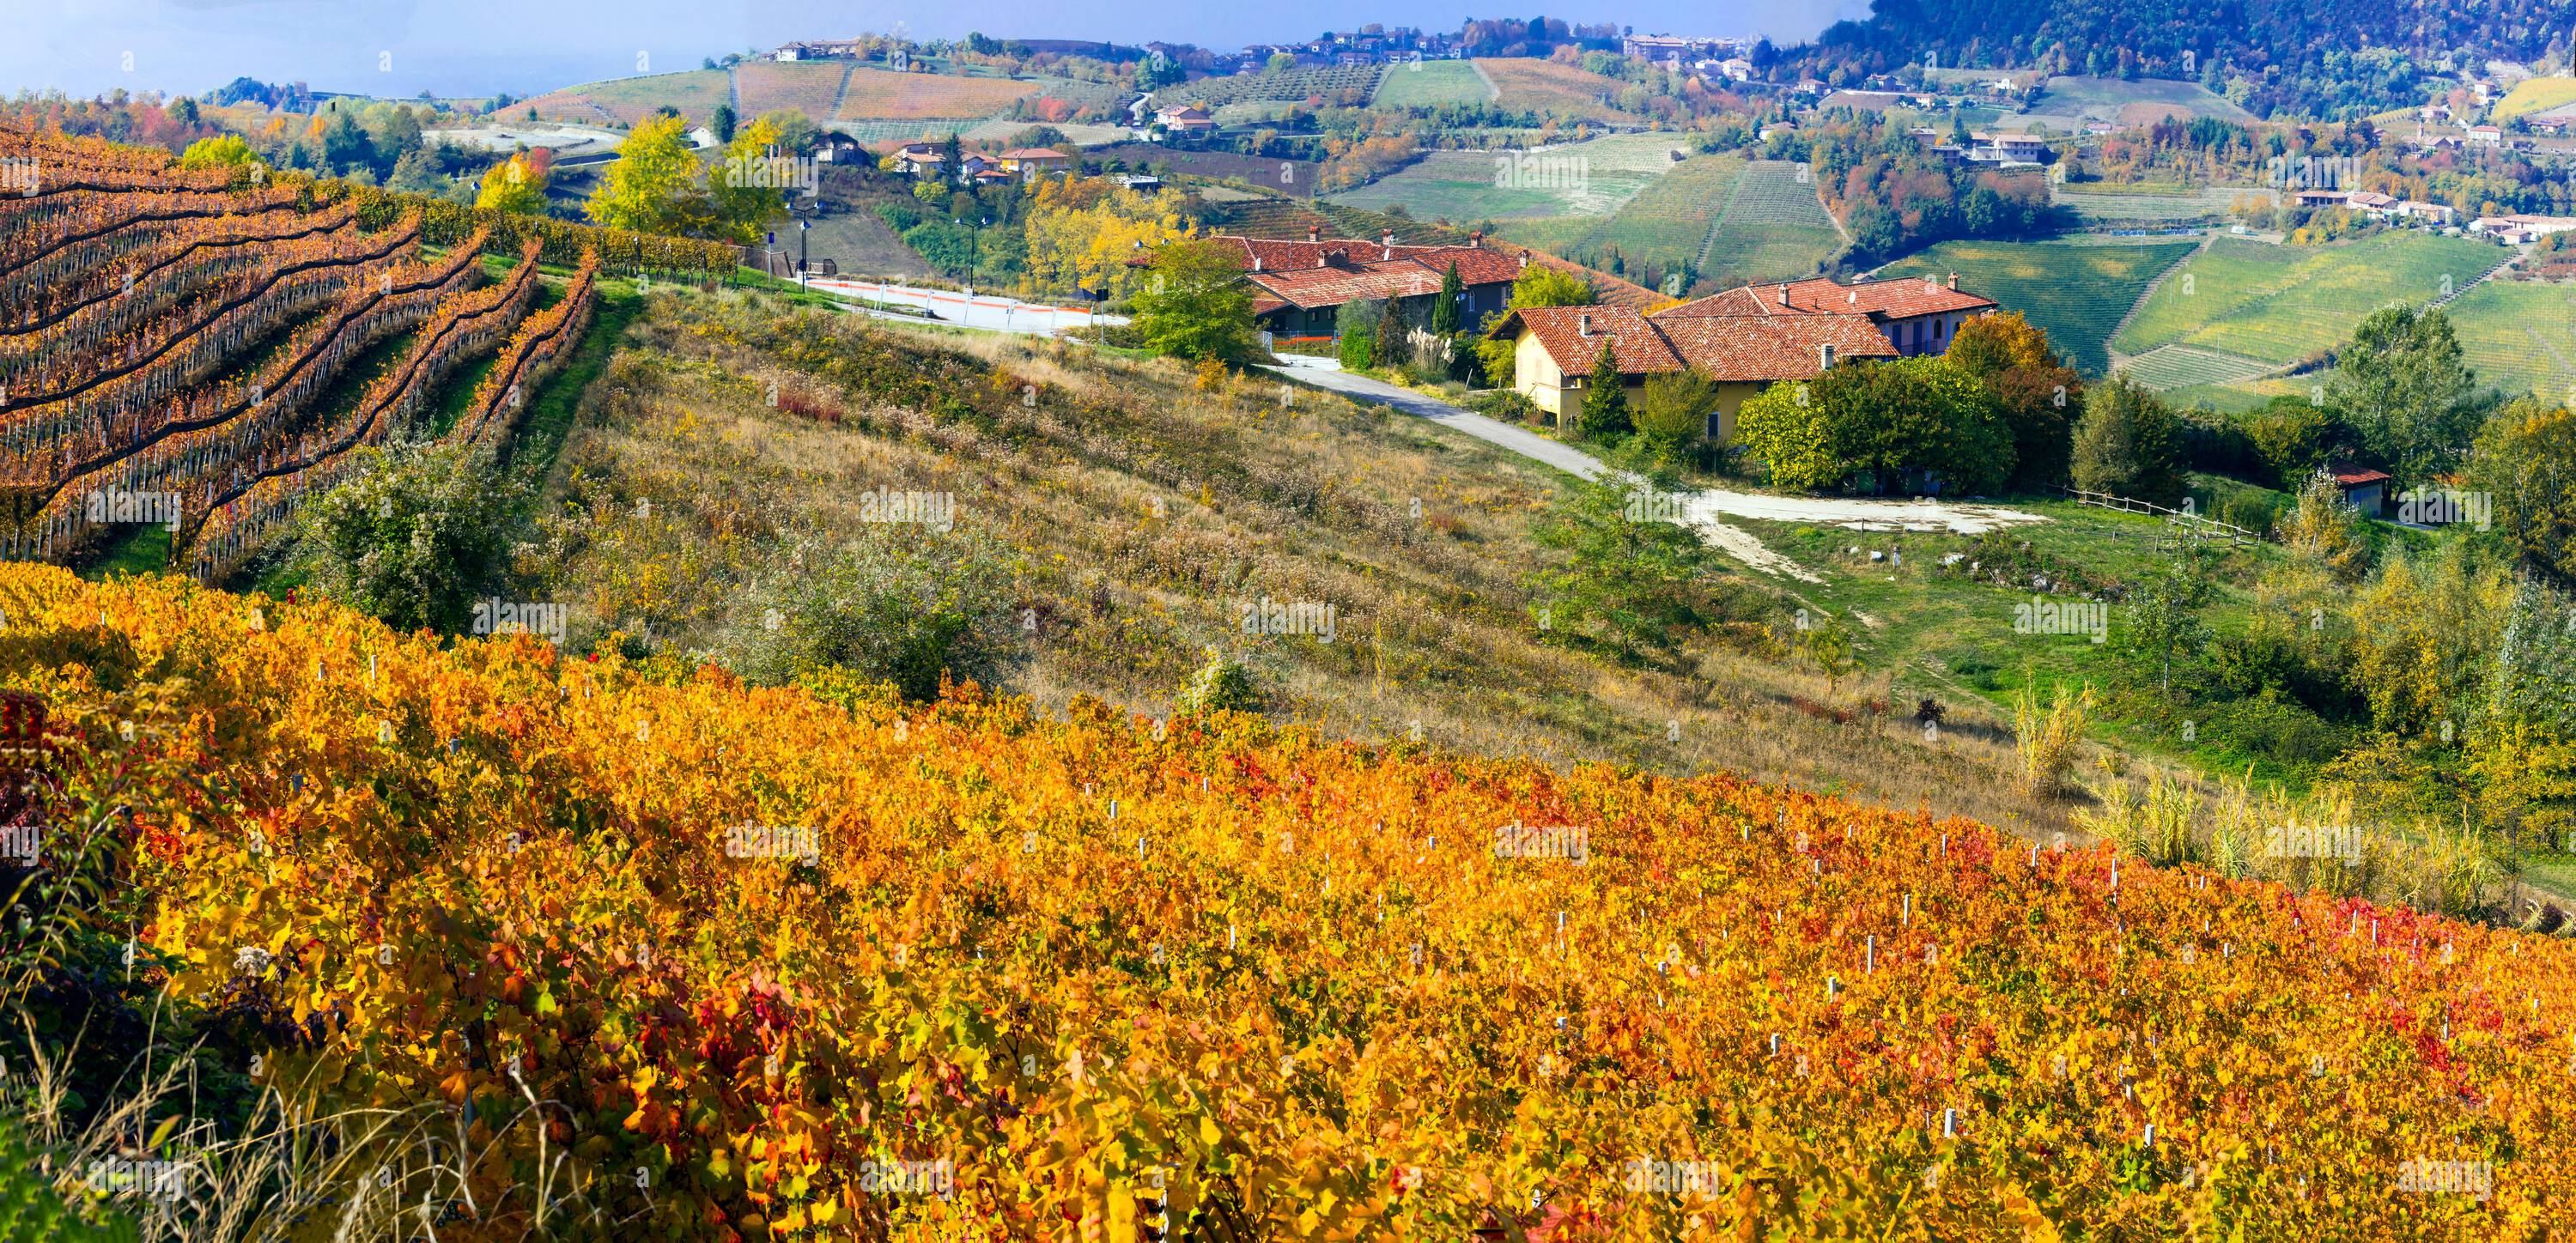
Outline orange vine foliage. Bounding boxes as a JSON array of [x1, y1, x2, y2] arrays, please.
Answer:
[[4, 564, 2571, 1240]]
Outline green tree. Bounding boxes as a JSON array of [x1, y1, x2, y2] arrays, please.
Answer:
[[177, 134, 261, 172], [1131, 238, 1260, 362], [1632, 370, 1716, 464], [2277, 473, 2375, 584], [2245, 395, 2341, 489], [1475, 264, 1595, 385], [1947, 311, 2079, 491], [708, 115, 788, 242], [2326, 305, 2483, 482], [709, 102, 738, 143], [1735, 356, 2013, 494], [1530, 471, 1714, 661], [289, 442, 525, 635], [2122, 543, 2216, 697], [2467, 397, 2576, 588], [735, 527, 1028, 702], [1431, 262, 1463, 336], [1577, 340, 1631, 440], [2070, 373, 2186, 506], [585, 114, 703, 234], [1266, 52, 1299, 74], [1336, 298, 1382, 370]]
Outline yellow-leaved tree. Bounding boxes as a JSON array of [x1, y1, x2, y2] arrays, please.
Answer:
[[706, 115, 787, 243], [475, 152, 550, 215], [1018, 178, 1192, 300], [586, 114, 706, 236]]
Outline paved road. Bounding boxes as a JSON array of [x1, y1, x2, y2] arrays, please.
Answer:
[[1263, 358, 2046, 583], [805, 276, 1125, 337]]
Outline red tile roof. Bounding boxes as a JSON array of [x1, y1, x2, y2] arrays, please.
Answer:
[[1649, 313, 1898, 380], [1495, 306, 1682, 373], [2326, 462, 2392, 486], [1245, 259, 1450, 309], [1491, 304, 1896, 383], [1657, 276, 1996, 321], [1000, 147, 1068, 159]]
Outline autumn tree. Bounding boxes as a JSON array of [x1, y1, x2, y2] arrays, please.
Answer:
[[2070, 374, 2186, 506], [475, 151, 550, 215], [1947, 311, 2080, 491], [586, 114, 705, 235]]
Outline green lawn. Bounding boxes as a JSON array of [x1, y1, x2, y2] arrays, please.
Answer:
[[1370, 59, 1493, 108], [2110, 233, 2501, 367], [1879, 237, 2200, 376]]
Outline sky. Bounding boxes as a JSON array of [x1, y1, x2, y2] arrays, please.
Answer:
[[0, 0, 1869, 100]]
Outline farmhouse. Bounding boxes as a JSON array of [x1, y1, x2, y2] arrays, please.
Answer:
[[1152, 106, 1218, 141], [1485, 305, 1896, 436], [1656, 275, 1998, 358], [2471, 213, 2576, 242], [1195, 231, 1524, 337], [998, 147, 1071, 179]]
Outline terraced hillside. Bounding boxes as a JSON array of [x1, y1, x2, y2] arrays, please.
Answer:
[[0, 124, 731, 575], [2110, 233, 2501, 368], [1880, 237, 2201, 377]]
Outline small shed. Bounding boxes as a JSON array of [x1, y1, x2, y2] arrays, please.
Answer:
[[2324, 462, 2391, 517]]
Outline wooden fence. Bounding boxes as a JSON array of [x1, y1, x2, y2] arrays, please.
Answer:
[[2059, 487, 2260, 544]]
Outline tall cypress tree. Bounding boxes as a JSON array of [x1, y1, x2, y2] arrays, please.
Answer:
[[1431, 262, 1463, 335], [1580, 339, 1631, 440]]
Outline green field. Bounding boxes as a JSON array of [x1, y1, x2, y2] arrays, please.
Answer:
[[1370, 59, 1494, 108], [2110, 233, 2503, 367], [1696, 160, 1844, 289], [1327, 132, 1686, 221], [2440, 278, 2576, 403], [2020, 75, 2256, 130], [1879, 237, 2201, 376]]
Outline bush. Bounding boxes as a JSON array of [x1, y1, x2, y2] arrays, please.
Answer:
[[1177, 647, 1267, 715], [731, 527, 1027, 700], [289, 440, 525, 635], [1735, 356, 2012, 494], [1462, 389, 1543, 423]]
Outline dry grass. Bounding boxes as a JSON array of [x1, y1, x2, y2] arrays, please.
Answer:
[[832, 69, 1039, 121], [519, 289, 2119, 839]]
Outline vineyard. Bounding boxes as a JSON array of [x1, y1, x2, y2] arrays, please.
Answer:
[[1160, 64, 1386, 109], [2108, 233, 2500, 367], [0, 125, 701, 577], [1695, 160, 1846, 292], [735, 61, 855, 121], [2438, 278, 2576, 405], [5, 561, 2573, 1237], [1472, 59, 1643, 123], [1880, 237, 2202, 377], [1333, 134, 1684, 223], [2116, 343, 2277, 393], [519, 70, 736, 127], [831, 69, 1046, 122]]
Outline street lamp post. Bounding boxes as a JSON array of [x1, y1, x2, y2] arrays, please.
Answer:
[[798, 219, 810, 290]]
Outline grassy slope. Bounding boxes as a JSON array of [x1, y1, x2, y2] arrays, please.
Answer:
[[513, 287, 2099, 837], [1880, 237, 2199, 377], [1369, 59, 1492, 107]]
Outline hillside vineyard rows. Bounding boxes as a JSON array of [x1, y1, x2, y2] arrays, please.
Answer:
[[3, 563, 2570, 1237], [0, 126, 729, 575]]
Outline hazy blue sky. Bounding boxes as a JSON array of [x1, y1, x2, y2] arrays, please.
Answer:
[[2, 0, 1866, 100]]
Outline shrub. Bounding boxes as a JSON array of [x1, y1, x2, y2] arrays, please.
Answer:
[[731, 527, 1027, 700], [1735, 356, 2012, 494], [1461, 389, 1543, 422], [1177, 646, 1267, 714], [288, 440, 525, 635], [1632, 371, 1716, 464]]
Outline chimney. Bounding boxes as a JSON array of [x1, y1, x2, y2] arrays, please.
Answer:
[[1253, 256, 1262, 272], [1469, 230, 1484, 247], [1577, 312, 1592, 337], [1308, 225, 1321, 242], [1847, 290, 1857, 305], [1947, 272, 1958, 291], [1777, 284, 1789, 306], [1518, 254, 1528, 270], [1820, 343, 1838, 370]]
